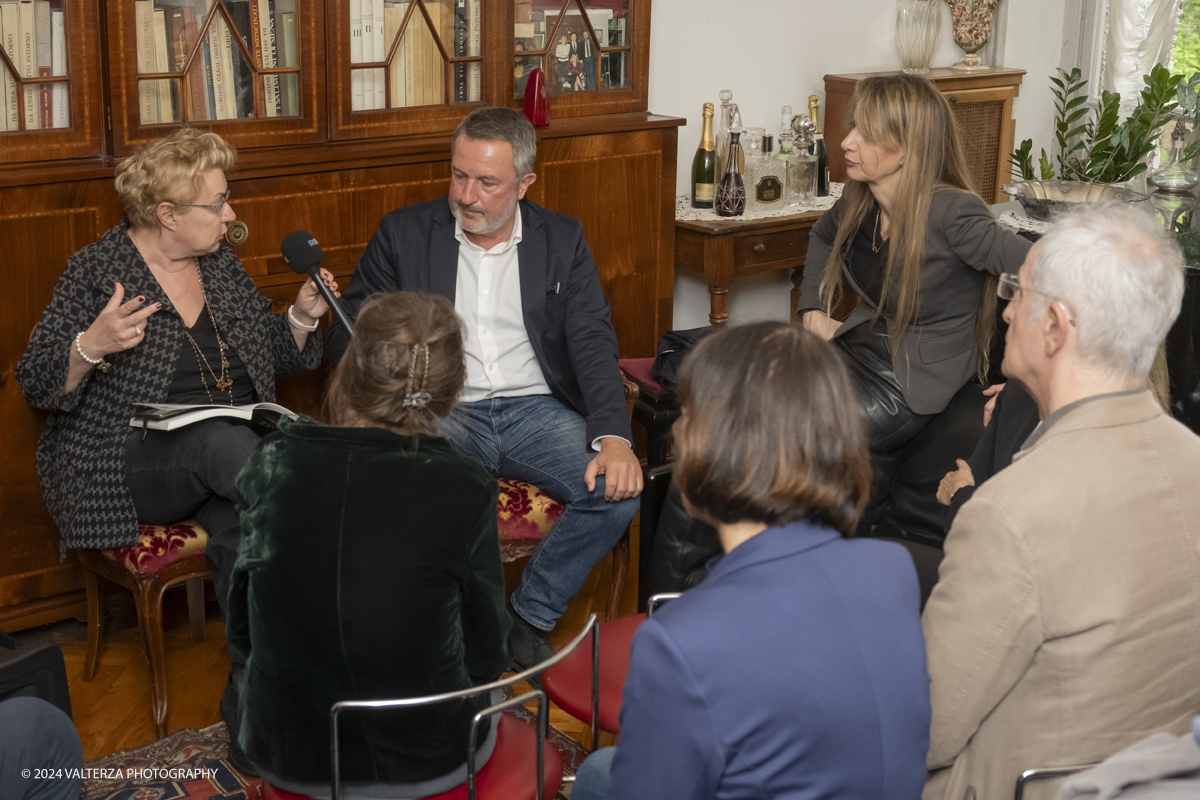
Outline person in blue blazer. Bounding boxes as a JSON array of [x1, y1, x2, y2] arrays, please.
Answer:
[[573, 322, 932, 800]]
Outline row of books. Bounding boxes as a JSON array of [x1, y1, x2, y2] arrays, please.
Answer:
[[0, 0, 68, 132], [135, 0, 298, 124], [350, 0, 479, 112]]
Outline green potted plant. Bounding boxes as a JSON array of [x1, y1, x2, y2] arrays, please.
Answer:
[[1010, 63, 1184, 185]]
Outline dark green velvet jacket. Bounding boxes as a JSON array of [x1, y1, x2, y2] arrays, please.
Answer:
[[227, 417, 511, 787]]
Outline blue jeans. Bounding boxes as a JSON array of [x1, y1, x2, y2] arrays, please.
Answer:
[[0, 697, 83, 800], [571, 746, 616, 800], [441, 396, 639, 630]]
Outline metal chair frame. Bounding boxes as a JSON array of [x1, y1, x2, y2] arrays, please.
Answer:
[[330, 614, 599, 800], [1013, 762, 1099, 800], [580, 592, 681, 752]]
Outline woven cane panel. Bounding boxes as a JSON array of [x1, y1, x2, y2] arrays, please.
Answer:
[[952, 100, 1004, 202]]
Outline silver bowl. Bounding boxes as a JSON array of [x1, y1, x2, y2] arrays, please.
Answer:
[[1002, 180, 1150, 221]]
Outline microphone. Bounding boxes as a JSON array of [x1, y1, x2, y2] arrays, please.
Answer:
[[280, 230, 355, 337]]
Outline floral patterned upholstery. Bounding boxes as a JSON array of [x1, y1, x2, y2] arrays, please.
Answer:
[[497, 479, 564, 561], [102, 520, 209, 576]]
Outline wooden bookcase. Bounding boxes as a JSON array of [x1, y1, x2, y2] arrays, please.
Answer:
[[823, 67, 1025, 204], [0, 0, 679, 631]]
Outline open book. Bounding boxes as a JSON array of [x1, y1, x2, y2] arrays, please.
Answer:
[[129, 402, 298, 432]]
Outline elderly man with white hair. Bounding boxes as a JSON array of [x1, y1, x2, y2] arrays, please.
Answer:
[[921, 203, 1200, 800]]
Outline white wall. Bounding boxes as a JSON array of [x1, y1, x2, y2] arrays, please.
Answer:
[[649, 0, 1071, 329]]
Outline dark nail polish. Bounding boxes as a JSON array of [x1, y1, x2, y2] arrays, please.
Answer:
[[137, 296, 145, 302]]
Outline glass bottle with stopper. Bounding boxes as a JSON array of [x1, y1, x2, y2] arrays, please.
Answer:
[[786, 115, 819, 206], [715, 89, 733, 176], [1150, 120, 1199, 233], [775, 105, 794, 162], [716, 130, 746, 217], [746, 130, 786, 212]]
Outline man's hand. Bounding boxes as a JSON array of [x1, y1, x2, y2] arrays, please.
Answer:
[[584, 438, 643, 501], [801, 310, 841, 341], [936, 459, 975, 506]]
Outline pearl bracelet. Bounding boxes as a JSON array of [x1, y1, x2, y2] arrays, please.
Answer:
[[75, 332, 110, 372], [287, 306, 319, 332]]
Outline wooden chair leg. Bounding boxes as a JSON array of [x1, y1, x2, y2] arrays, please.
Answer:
[[134, 577, 171, 740], [606, 529, 630, 621], [83, 568, 104, 682], [186, 577, 207, 643]]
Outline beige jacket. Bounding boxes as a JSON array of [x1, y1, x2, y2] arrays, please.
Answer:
[[922, 391, 1200, 800]]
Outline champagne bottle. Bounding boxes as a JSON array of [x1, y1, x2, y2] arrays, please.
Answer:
[[692, 103, 717, 209], [808, 94, 830, 197]]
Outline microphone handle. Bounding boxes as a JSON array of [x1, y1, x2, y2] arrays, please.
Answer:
[[308, 268, 356, 337]]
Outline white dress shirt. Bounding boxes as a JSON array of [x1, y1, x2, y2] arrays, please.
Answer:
[[454, 211, 552, 403]]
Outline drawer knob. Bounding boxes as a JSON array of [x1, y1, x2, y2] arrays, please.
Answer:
[[224, 220, 249, 247], [753, 243, 766, 254], [948, 95, 958, 104]]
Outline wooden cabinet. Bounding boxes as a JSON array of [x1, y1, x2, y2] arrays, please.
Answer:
[[823, 67, 1025, 204], [0, 0, 678, 630]]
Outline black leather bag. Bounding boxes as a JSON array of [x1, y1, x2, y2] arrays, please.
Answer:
[[651, 327, 719, 390]]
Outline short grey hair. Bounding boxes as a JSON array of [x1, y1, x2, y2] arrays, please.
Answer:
[[451, 107, 537, 178], [1031, 202, 1184, 380]]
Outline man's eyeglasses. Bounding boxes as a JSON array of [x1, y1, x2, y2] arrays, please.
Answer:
[[996, 273, 1076, 326], [173, 189, 231, 214]]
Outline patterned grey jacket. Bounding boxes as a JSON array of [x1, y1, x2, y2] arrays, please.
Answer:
[[16, 220, 322, 555]]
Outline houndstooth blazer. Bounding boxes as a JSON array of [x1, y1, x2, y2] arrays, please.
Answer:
[[16, 220, 322, 555]]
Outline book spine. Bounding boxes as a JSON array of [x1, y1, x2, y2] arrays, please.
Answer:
[[0, 2, 16, 130], [216, 14, 238, 118], [204, 2, 228, 120], [202, 33, 217, 119], [34, 0, 49, 128], [18, 0, 36, 128], [248, 0, 267, 117], [371, 0, 383, 109], [179, 7, 207, 121], [134, 0, 156, 124], [383, 3, 399, 108], [224, 0, 253, 119], [360, 0, 373, 110], [467, 0, 479, 102], [419, 2, 434, 105], [349, 0, 362, 111], [279, 10, 296, 115], [265, 0, 280, 114], [152, 9, 172, 123], [453, 0, 465, 103]]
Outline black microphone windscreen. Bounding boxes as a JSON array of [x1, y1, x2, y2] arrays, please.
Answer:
[[281, 230, 323, 275]]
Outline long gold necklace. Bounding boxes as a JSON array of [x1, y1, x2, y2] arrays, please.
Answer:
[[871, 209, 885, 254], [186, 258, 234, 404]]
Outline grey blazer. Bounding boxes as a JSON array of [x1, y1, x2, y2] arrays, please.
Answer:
[[798, 189, 1031, 415]]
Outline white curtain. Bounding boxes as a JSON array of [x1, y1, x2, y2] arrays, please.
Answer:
[[1102, 0, 1186, 115]]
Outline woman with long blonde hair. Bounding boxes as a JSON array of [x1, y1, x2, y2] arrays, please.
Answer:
[[797, 73, 1030, 525]]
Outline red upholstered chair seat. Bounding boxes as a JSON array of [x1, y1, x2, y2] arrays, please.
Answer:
[[497, 478, 565, 561], [618, 356, 668, 399], [102, 520, 209, 575], [542, 613, 646, 735], [261, 713, 563, 800]]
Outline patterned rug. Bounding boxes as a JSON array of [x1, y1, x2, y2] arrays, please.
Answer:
[[81, 706, 588, 800]]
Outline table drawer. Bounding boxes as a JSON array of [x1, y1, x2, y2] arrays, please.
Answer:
[[733, 228, 808, 271]]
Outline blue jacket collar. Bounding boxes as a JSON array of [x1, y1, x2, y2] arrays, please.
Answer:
[[705, 520, 844, 578]]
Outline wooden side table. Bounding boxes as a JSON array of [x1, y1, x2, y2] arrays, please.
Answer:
[[674, 210, 824, 325]]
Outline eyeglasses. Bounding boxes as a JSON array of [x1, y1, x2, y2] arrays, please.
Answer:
[[173, 189, 231, 214], [996, 273, 1076, 327]]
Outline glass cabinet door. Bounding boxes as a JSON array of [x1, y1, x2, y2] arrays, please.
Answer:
[[330, 0, 487, 140], [111, 0, 323, 155], [0, 0, 103, 163]]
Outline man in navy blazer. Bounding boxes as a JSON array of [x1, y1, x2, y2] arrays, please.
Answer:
[[329, 107, 642, 671]]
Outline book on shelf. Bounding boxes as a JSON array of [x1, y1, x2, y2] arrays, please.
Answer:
[[48, 3, 63, 126], [222, 0, 253, 119], [383, 2, 406, 108], [371, 0, 383, 109], [277, 8, 297, 115], [361, 0, 374, 109], [349, 0, 363, 111], [250, 0, 279, 116], [134, 0, 156, 124], [466, 0, 479, 101], [0, 1, 20, 131], [453, 0, 465, 103], [420, 0, 441, 106], [152, 8, 172, 124], [33, 0, 49, 129], [18, 0, 36, 129], [214, 7, 238, 119], [129, 402, 298, 432]]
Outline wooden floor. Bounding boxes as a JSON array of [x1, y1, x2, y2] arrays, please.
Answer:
[[15, 517, 639, 761]]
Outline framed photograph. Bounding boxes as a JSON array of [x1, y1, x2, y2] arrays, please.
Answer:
[[544, 8, 610, 94]]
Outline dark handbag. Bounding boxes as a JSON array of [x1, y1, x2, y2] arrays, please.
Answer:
[[651, 327, 719, 390]]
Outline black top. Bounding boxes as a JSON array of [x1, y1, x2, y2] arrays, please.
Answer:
[[167, 304, 256, 406], [848, 209, 888, 307]]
